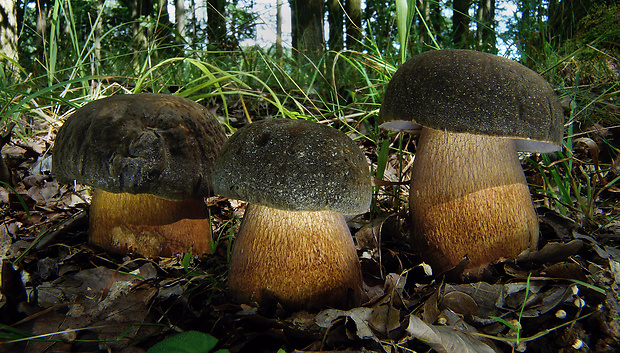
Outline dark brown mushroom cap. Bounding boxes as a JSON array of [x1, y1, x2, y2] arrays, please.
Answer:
[[379, 49, 564, 153], [212, 119, 371, 215], [52, 93, 226, 200]]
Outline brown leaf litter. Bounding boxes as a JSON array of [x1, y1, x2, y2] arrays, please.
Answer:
[[1, 125, 620, 353]]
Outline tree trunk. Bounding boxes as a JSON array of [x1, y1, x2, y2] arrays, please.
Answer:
[[175, 0, 186, 47], [416, 0, 430, 45], [189, 0, 195, 39], [92, 0, 103, 75], [0, 0, 19, 78], [548, 0, 599, 46], [327, 0, 343, 52], [130, 0, 153, 72], [15, 0, 24, 39], [35, 0, 48, 65], [476, 0, 495, 52], [207, 0, 227, 47], [364, 0, 394, 54], [290, 0, 325, 61], [430, 0, 441, 41], [132, 0, 153, 50], [345, 0, 361, 50], [154, 0, 172, 47], [452, 0, 471, 47], [276, 0, 283, 57]]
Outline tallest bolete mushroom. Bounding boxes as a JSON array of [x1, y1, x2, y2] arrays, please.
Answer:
[[379, 49, 564, 273]]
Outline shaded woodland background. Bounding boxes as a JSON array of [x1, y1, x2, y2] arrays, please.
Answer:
[[1, 0, 619, 77]]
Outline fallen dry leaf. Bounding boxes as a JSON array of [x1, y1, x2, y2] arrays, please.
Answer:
[[404, 314, 500, 353], [16, 264, 161, 352]]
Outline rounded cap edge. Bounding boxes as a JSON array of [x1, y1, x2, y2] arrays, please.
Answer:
[[52, 93, 227, 200], [378, 49, 564, 151], [212, 119, 372, 214]]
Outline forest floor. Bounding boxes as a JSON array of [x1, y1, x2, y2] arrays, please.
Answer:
[[1, 98, 620, 353]]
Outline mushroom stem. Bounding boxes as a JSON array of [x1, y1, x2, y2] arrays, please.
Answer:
[[410, 127, 539, 272], [228, 203, 363, 310], [89, 189, 213, 257]]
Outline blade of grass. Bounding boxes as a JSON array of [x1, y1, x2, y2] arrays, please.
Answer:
[[0, 181, 30, 218]]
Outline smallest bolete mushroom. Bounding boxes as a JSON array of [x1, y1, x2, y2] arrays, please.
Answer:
[[212, 119, 371, 311], [379, 49, 564, 273], [53, 93, 226, 257]]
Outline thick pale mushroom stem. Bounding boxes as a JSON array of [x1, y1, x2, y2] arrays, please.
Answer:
[[89, 189, 213, 257], [410, 127, 539, 273], [228, 204, 363, 310]]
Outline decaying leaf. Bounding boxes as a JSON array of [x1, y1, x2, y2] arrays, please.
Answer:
[[516, 239, 583, 263], [439, 290, 480, 317], [537, 207, 579, 241], [367, 303, 401, 334], [404, 315, 500, 353], [602, 286, 620, 341], [610, 260, 620, 285], [355, 213, 393, 285], [442, 278, 579, 324], [316, 307, 377, 341], [0, 226, 12, 258], [0, 260, 27, 321], [573, 231, 618, 261], [422, 282, 442, 324], [443, 282, 503, 320], [22, 264, 161, 351], [316, 305, 404, 351]]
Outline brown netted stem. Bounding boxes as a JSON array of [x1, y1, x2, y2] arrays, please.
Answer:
[[409, 127, 539, 273], [89, 189, 213, 257], [228, 203, 363, 311]]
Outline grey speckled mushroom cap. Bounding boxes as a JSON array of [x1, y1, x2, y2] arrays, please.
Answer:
[[52, 93, 226, 200], [379, 49, 564, 153], [212, 119, 371, 215]]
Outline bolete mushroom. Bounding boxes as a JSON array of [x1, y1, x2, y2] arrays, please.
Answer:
[[212, 119, 371, 311], [53, 93, 226, 257], [379, 49, 564, 273]]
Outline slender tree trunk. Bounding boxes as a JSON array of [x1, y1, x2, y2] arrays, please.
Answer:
[[476, 0, 495, 52], [92, 0, 103, 76], [290, 0, 297, 54], [416, 0, 430, 45], [16, 0, 24, 39], [207, 0, 227, 47], [431, 0, 441, 40], [35, 0, 48, 62], [189, 0, 196, 41], [290, 0, 325, 61], [548, 0, 595, 46], [132, 0, 153, 48], [518, 0, 532, 65], [276, 0, 283, 57], [452, 0, 471, 47], [155, 0, 172, 48], [345, 0, 361, 50], [131, 0, 153, 72], [0, 0, 19, 78], [327, 0, 343, 52], [175, 0, 185, 48]]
